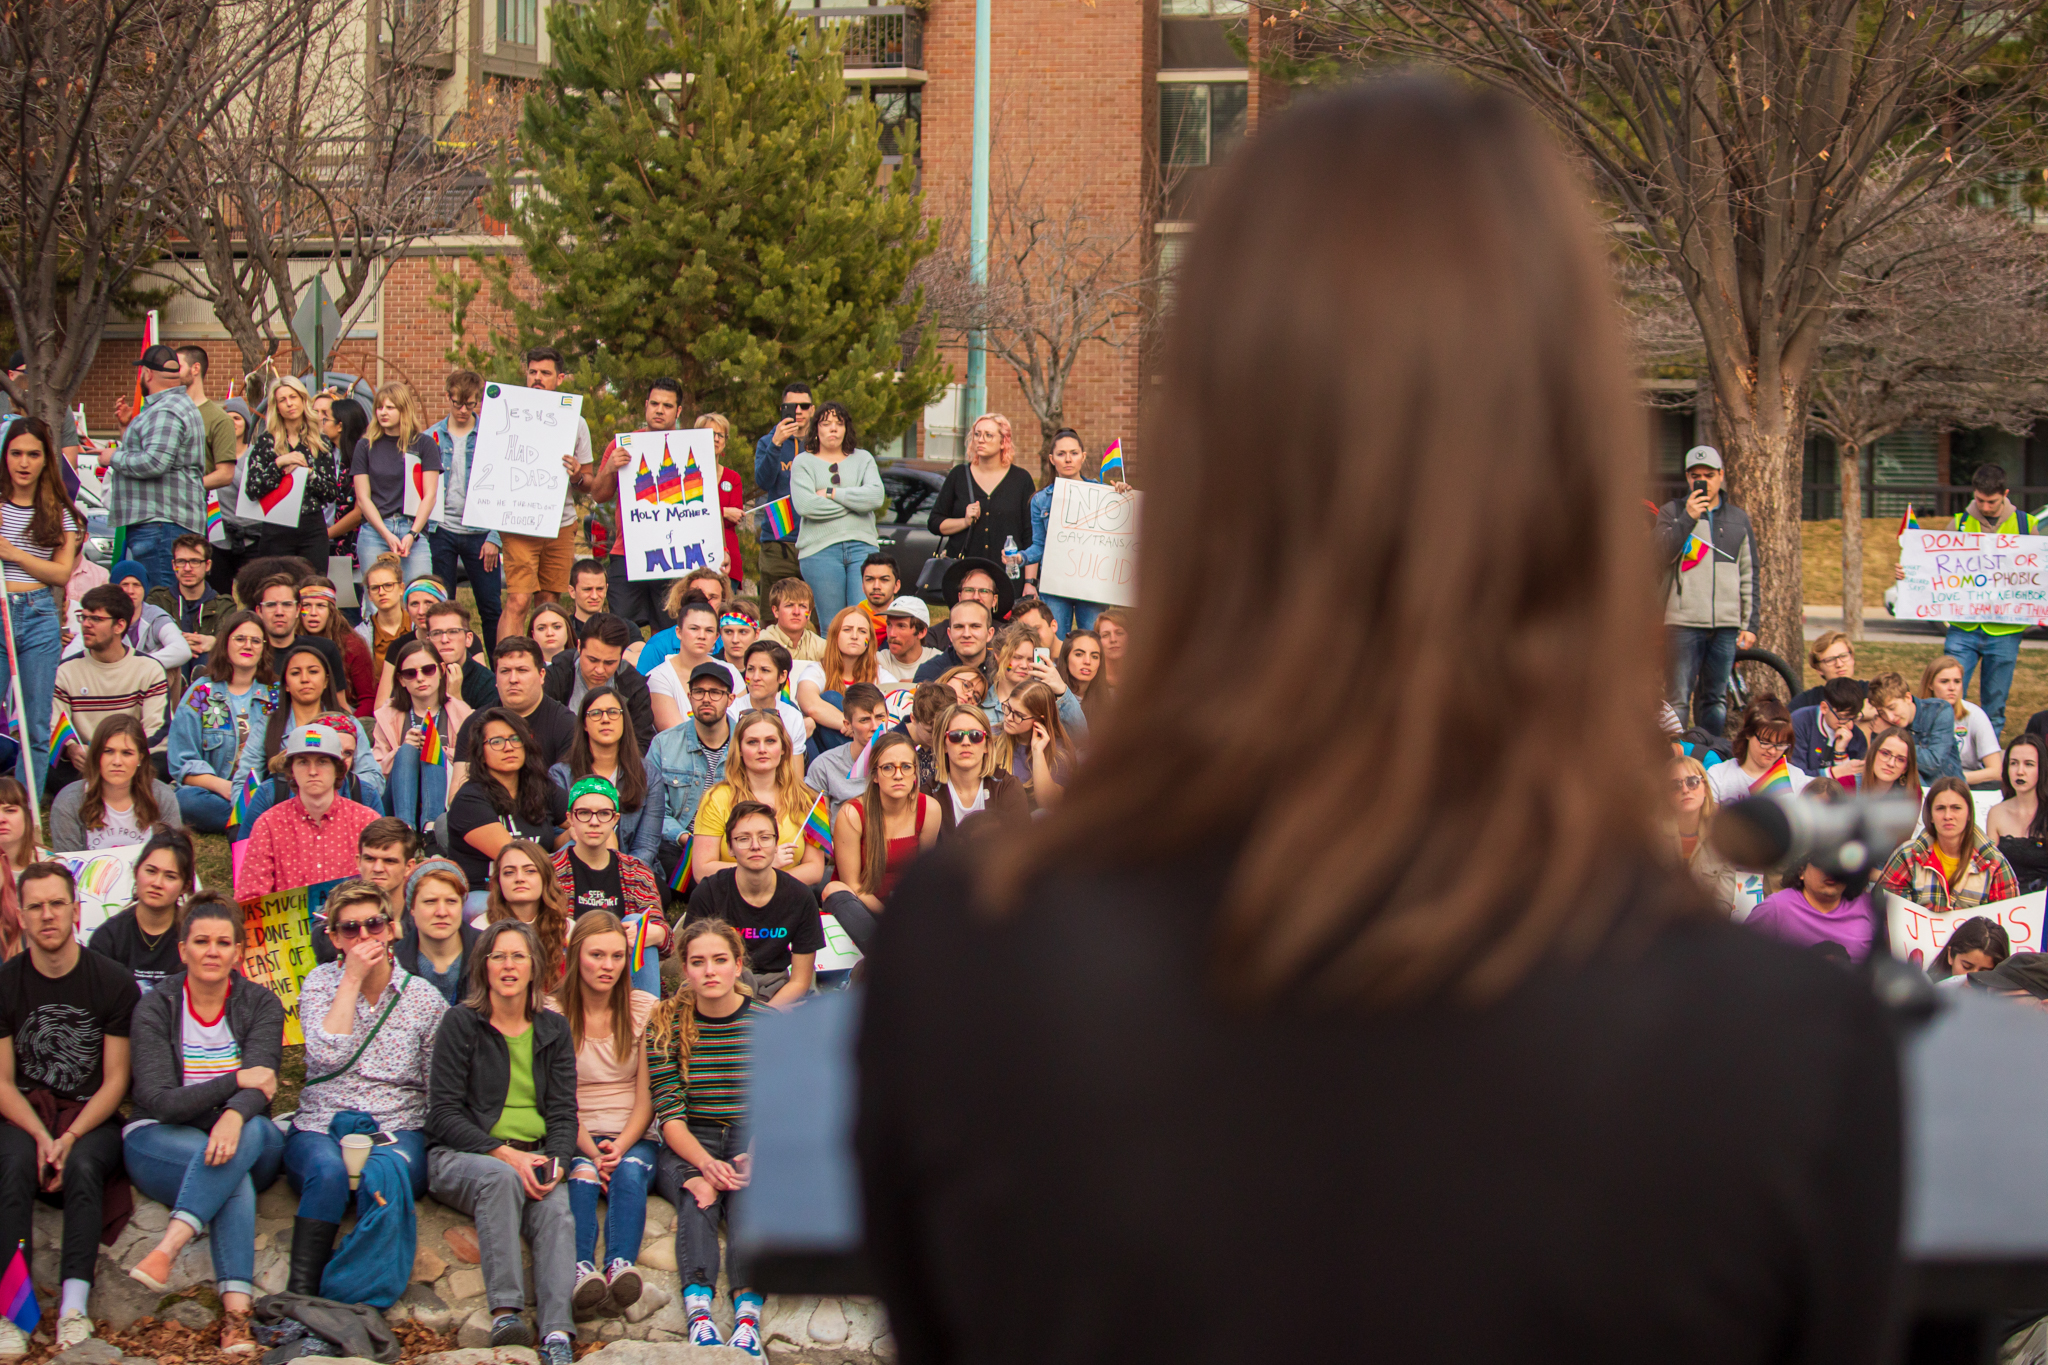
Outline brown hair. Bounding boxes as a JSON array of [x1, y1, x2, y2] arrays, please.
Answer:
[[646, 918, 753, 1081], [1918, 655, 1967, 724], [1, 415, 83, 550], [1923, 775, 1982, 856], [1868, 671, 1914, 715], [1808, 630, 1853, 672], [853, 731, 923, 895], [1864, 726, 1923, 804], [994, 79, 1677, 1007], [463, 919, 548, 1019], [992, 680, 1073, 790], [205, 610, 275, 685], [81, 714, 160, 835], [565, 911, 639, 1060], [486, 838, 571, 989], [1728, 699, 1794, 768]]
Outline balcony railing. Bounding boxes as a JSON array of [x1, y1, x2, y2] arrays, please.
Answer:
[[809, 6, 923, 72]]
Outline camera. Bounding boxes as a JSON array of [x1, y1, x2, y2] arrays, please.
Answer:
[[1713, 792, 1919, 881]]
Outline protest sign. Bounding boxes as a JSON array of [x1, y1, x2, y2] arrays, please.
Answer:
[[615, 429, 724, 581], [52, 842, 145, 940], [464, 383, 583, 537], [1889, 890, 2043, 968], [1038, 478, 1139, 607], [816, 911, 862, 972], [1896, 528, 2048, 626], [234, 465, 306, 528], [241, 878, 346, 1045]]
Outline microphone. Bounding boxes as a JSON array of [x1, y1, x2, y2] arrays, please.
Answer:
[[1714, 792, 1920, 879]]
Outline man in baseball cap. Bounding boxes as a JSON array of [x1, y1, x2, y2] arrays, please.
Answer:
[[109, 342, 211, 596], [877, 596, 937, 686], [236, 723, 381, 898]]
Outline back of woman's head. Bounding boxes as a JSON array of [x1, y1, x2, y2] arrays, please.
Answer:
[[1001, 77, 1671, 1007]]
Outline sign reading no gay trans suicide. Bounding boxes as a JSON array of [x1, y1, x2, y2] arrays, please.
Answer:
[[1896, 529, 2048, 626]]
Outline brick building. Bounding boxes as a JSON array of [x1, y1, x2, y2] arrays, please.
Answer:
[[71, 0, 1284, 470]]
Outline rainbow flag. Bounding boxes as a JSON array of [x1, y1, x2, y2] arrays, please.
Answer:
[[1678, 533, 1710, 572], [46, 711, 77, 772], [1749, 755, 1794, 794], [634, 454, 657, 505], [1098, 439, 1124, 483], [846, 727, 877, 784], [227, 769, 261, 831], [631, 910, 653, 972], [420, 712, 443, 766], [682, 461, 705, 504], [205, 492, 225, 544], [656, 446, 682, 503], [1899, 505, 1919, 534], [669, 838, 694, 894], [800, 790, 833, 855], [0, 1244, 37, 1334], [759, 497, 797, 539]]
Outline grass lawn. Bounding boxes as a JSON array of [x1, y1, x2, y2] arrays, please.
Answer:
[[1800, 516, 1941, 613]]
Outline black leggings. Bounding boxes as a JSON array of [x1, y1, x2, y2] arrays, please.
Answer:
[[823, 889, 878, 955]]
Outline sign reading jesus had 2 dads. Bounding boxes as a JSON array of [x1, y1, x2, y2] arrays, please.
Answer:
[[1038, 478, 1140, 607], [1896, 529, 2048, 626], [615, 428, 725, 581], [464, 382, 583, 537]]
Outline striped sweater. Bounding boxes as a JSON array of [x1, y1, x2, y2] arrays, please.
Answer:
[[649, 997, 752, 1129], [55, 648, 171, 752]]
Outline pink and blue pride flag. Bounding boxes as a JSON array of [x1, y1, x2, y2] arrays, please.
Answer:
[[1, 1242, 39, 1333], [846, 727, 878, 785]]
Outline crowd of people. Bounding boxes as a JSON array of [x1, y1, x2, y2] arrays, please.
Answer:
[[0, 356, 1132, 1354]]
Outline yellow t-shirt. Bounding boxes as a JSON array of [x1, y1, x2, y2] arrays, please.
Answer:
[[1934, 844, 1961, 887], [692, 783, 809, 863]]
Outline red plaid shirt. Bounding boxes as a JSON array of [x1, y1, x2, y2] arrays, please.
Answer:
[[1877, 832, 2020, 911]]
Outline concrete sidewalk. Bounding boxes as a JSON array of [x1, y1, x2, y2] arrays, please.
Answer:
[[1801, 604, 2048, 648]]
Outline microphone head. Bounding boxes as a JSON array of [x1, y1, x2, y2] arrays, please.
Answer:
[[1716, 796, 1792, 870], [1713, 791, 1919, 877]]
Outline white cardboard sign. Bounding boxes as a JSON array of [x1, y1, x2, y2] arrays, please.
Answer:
[[1896, 529, 2048, 626], [1890, 891, 2044, 967], [53, 842, 146, 940], [1038, 478, 1139, 607], [615, 429, 725, 581], [234, 465, 306, 528], [464, 383, 582, 537]]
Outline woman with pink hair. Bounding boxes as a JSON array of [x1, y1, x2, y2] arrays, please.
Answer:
[[925, 412, 1038, 585]]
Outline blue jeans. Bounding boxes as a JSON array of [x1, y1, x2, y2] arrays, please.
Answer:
[[1036, 592, 1098, 638], [282, 1126, 428, 1224], [621, 915, 662, 996], [177, 785, 234, 833], [568, 1137, 658, 1267], [123, 521, 198, 597], [1667, 625, 1740, 735], [6, 589, 60, 788], [123, 1116, 286, 1297], [357, 514, 431, 585], [798, 540, 869, 627], [386, 746, 450, 827], [430, 528, 503, 650], [1946, 627, 2024, 738]]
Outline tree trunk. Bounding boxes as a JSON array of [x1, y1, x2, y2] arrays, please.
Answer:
[[1840, 440, 1864, 643], [1721, 408, 1808, 693]]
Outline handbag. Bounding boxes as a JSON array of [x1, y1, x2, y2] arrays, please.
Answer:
[[915, 556, 959, 597]]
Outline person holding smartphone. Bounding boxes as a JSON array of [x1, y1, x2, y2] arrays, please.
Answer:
[[426, 920, 579, 1363], [1654, 447, 1758, 735], [751, 382, 814, 609], [981, 625, 1087, 735]]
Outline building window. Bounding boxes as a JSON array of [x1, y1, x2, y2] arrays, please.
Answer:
[[1160, 82, 1247, 167], [872, 86, 921, 158], [498, 0, 536, 47], [1161, 0, 1247, 13]]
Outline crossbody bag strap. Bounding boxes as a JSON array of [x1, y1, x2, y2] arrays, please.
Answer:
[[304, 978, 407, 1087]]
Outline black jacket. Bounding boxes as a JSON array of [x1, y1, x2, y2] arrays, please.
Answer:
[[395, 916, 482, 996], [544, 651, 657, 752], [129, 972, 287, 1128], [425, 1003, 577, 1161]]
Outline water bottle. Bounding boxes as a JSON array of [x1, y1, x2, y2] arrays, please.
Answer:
[[1002, 536, 1021, 581]]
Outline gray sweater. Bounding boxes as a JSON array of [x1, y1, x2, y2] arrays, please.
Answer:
[[47, 777, 184, 853], [1654, 495, 1759, 633], [129, 971, 286, 1127]]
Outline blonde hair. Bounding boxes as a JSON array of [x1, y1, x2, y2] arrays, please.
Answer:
[[970, 411, 1016, 463], [693, 412, 731, 442], [1919, 655, 1967, 724], [932, 702, 994, 785], [1670, 755, 1716, 856], [716, 709, 815, 828], [266, 375, 330, 456], [646, 919, 753, 1078], [373, 381, 427, 450]]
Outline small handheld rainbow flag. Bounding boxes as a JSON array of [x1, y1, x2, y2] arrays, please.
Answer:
[[0, 1243, 38, 1334], [420, 712, 443, 766], [1899, 505, 1920, 534], [205, 492, 225, 545], [1098, 439, 1124, 483], [227, 769, 261, 831], [682, 461, 705, 504], [631, 911, 653, 972], [668, 838, 694, 894], [1678, 533, 1711, 572], [800, 790, 834, 855], [1749, 755, 1794, 794], [46, 712, 77, 773], [759, 496, 797, 539]]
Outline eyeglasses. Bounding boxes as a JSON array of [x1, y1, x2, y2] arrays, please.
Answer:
[[945, 730, 988, 745], [427, 627, 466, 640], [172, 557, 208, 568], [1672, 775, 1703, 793], [1754, 738, 1790, 753], [570, 807, 618, 824], [367, 581, 401, 595], [875, 761, 916, 777], [585, 707, 624, 721], [486, 951, 532, 966], [331, 915, 390, 940], [1001, 704, 1026, 722], [689, 687, 732, 701], [482, 734, 525, 751], [79, 613, 114, 626], [957, 587, 996, 601]]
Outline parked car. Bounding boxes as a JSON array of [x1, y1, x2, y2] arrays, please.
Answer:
[[877, 458, 954, 602]]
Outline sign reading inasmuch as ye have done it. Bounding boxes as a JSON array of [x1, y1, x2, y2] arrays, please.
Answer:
[[240, 879, 347, 1046], [463, 383, 584, 538], [615, 428, 725, 581], [1896, 528, 2048, 626]]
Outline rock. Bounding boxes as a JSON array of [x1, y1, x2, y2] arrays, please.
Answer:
[[120, 1356, 161, 1365], [442, 1225, 481, 1264], [255, 1257, 289, 1295], [643, 1330, 680, 1343], [446, 1267, 487, 1303], [252, 1232, 269, 1252], [621, 1284, 669, 1326], [597, 1321, 625, 1341], [129, 1203, 169, 1234], [257, 1183, 298, 1220], [86, 1261, 165, 1331], [642, 1198, 674, 1233], [50, 1341, 125, 1365], [421, 1345, 541, 1365], [576, 1344, 753, 1365], [840, 1298, 886, 1351], [635, 1239, 675, 1272], [808, 1299, 848, 1345], [414, 1245, 448, 1283], [400, 1285, 458, 1334], [163, 1297, 219, 1330], [454, 1309, 496, 1350], [633, 1299, 688, 1338]]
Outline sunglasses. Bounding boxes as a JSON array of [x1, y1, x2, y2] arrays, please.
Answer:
[[1672, 775, 1702, 793], [945, 730, 988, 745], [331, 915, 390, 940], [399, 666, 439, 680]]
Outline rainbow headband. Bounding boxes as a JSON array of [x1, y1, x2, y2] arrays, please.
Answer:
[[298, 586, 338, 606], [403, 578, 447, 602], [720, 614, 755, 631]]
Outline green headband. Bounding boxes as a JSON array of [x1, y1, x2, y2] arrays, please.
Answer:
[[568, 775, 619, 809]]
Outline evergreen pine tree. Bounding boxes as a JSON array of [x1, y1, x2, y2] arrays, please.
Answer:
[[481, 0, 946, 453]]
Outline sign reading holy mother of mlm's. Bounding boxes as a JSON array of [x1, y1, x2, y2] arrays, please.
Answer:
[[613, 428, 724, 579]]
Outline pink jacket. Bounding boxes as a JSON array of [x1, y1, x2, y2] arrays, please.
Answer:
[[372, 699, 474, 773]]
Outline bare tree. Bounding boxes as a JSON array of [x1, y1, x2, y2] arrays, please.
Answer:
[[1289, 0, 2048, 664], [920, 123, 1156, 469], [0, 0, 342, 435], [158, 0, 520, 377]]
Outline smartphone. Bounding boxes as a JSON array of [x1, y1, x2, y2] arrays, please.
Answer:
[[1033, 647, 1051, 668], [780, 402, 798, 421], [1690, 479, 1708, 499], [540, 1156, 563, 1183], [371, 1132, 398, 1147]]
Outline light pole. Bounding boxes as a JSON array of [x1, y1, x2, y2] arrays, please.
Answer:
[[965, 0, 991, 435]]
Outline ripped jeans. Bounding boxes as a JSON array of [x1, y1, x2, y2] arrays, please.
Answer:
[[568, 1135, 659, 1268]]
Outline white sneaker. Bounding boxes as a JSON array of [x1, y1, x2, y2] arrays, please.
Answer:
[[0, 1319, 28, 1357], [55, 1311, 93, 1350]]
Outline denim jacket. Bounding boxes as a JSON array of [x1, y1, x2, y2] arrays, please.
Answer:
[[426, 418, 500, 545], [647, 721, 728, 846], [547, 756, 665, 864], [169, 679, 276, 785], [1021, 483, 1056, 567]]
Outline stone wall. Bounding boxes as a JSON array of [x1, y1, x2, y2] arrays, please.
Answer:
[[38, 1187, 889, 1365]]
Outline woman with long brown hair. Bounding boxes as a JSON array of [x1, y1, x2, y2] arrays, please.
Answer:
[[856, 78, 1899, 1362], [990, 680, 1074, 809], [484, 838, 573, 991], [49, 714, 182, 851], [1, 414, 83, 782], [298, 576, 376, 718], [351, 382, 440, 582], [820, 731, 938, 954], [168, 610, 274, 832]]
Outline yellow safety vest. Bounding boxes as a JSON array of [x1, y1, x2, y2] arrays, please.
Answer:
[[1951, 506, 2039, 635]]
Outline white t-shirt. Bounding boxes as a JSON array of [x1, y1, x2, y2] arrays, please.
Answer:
[[91, 800, 148, 849], [1707, 757, 1811, 806], [877, 646, 937, 686], [1953, 700, 2000, 769], [728, 696, 808, 753], [648, 656, 741, 712]]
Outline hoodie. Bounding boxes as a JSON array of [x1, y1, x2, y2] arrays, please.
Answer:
[[1655, 495, 1759, 633]]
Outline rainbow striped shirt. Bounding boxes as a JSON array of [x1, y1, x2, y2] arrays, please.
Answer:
[[180, 985, 241, 1086], [649, 998, 752, 1129]]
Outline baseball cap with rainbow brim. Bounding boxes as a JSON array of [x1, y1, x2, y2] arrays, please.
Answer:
[[283, 724, 348, 758]]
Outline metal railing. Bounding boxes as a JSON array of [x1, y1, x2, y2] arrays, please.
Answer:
[[810, 6, 923, 70]]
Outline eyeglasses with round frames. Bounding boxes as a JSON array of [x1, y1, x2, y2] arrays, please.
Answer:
[[570, 806, 618, 824], [482, 734, 526, 751], [875, 761, 916, 777], [585, 707, 624, 722]]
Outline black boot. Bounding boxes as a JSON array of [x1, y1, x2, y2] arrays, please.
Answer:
[[287, 1217, 340, 1297]]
